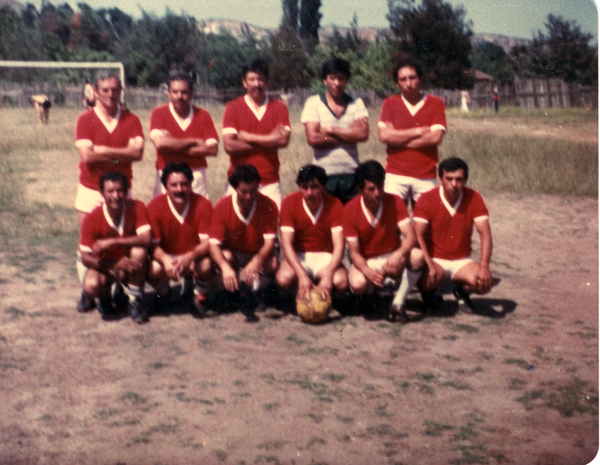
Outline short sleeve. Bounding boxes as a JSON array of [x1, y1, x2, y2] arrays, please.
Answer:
[[300, 96, 320, 124], [352, 98, 369, 120], [393, 195, 410, 224], [134, 201, 151, 235], [209, 199, 228, 244], [413, 194, 432, 223], [472, 191, 489, 221], [196, 197, 214, 237], [222, 101, 238, 134], [378, 97, 394, 124]]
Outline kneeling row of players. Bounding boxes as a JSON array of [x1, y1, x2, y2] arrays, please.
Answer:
[[76, 158, 494, 325]]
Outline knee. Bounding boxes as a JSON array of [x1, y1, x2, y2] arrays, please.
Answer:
[[348, 269, 368, 295], [275, 267, 296, 290], [195, 257, 214, 280], [130, 246, 148, 265], [82, 271, 107, 297], [333, 268, 349, 292], [410, 248, 425, 269]]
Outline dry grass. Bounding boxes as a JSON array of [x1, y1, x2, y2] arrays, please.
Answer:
[[0, 104, 596, 244]]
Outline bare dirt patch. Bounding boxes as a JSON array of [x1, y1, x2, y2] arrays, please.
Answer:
[[0, 192, 597, 465]]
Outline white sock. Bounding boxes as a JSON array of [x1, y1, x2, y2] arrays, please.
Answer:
[[392, 267, 423, 308], [125, 284, 143, 303]]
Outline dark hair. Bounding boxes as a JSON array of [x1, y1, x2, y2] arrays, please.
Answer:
[[242, 58, 270, 80], [321, 57, 351, 80], [168, 70, 194, 92], [99, 171, 128, 192], [229, 164, 261, 188], [161, 161, 193, 187], [93, 70, 121, 89], [354, 160, 385, 189], [296, 164, 328, 187], [393, 57, 423, 82], [438, 157, 469, 179]]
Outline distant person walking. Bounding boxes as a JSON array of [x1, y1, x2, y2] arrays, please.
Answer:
[[30, 94, 51, 125], [460, 90, 471, 112], [493, 92, 500, 113]]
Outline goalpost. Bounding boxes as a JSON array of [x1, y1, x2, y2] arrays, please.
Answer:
[[0, 61, 126, 102]]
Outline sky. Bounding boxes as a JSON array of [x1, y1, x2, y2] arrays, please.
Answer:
[[33, 0, 598, 40]]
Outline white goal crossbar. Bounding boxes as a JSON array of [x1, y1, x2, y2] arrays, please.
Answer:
[[0, 61, 125, 99]]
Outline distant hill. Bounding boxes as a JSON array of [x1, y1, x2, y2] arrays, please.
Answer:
[[2, 2, 529, 53], [199, 19, 529, 52], [0, 0, 24, 13]]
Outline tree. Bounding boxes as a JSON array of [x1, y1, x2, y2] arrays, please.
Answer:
[[299, 0, 321, 52], [270, 21, 312, 90], [510, 14, 597, 85], [282, 0, 299, 31], [471, 41, 513, 84], [387, 0, 474, 89], [326, 14, 368, 56], [116, 10, 206, 86]]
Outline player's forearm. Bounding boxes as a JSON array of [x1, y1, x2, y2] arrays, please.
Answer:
[[414, 223, 436, 270], [326, 125, 368, 143], [281, 240, 310, 282], [209, 243, 231, 271], [94, 143, 144, 162], [404, 129, 445, 149], [191, 240, 210, 260], [253, 239, 276, 267], [151, 134, 197, 153], [81, 251, 111, 272], [378, 126, 425, 146], [478, 225, 493, 267], [189, 142, 218, 157], [241, 131, 290, 149], [223, 135, 255, 155], [110, 232, 151, 249]]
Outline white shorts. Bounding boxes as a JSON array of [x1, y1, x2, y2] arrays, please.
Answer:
[[297, 252, 333, 279], [75, 183, 132, 213], [384, 173, 436, 203], [224, 181, 282, 210], [366, 253, 397, 288], [155, 167, 209, 199], [433, 256, 475, 279]]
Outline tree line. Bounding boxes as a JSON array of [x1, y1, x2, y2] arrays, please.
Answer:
[[0, 0, 596, 92]]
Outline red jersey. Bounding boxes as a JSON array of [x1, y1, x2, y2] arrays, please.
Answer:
[[222, 96, 290, 185], [75, 107, 144, 190], [413, 186, 489, 260], [280, 191, 344, 253], [147, 192, 213, 256], [209, 192, 278, 254], [342, 193, 410, 259], [379, 94, 446, 179], [79, 199, 151, 262], [149, 103, 219, 171]]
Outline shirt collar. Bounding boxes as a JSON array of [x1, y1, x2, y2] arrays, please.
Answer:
[[168, 102, 193, 131], [102, 202, 125, 235], [439, 186, 463, 216], [244, 94, 268, 120], [360, 196, 382, 227], [401, 93, 427, 116], [93, 106, 121, 133], [232, 191, 256, 225], [167, 195, 190, 224], [302, 197, 323, 225]]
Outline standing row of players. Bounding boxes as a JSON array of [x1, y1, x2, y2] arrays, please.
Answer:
[[75, 57, 494, 323]]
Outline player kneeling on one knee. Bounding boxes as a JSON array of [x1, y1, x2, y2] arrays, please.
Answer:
[[276, 165, 348, 308], [146, 162, 214, 316], [209, 165, 279, 322], [77, 172, 151, 324], [413, 157, 494, 314], [342, 160, 424, 323]]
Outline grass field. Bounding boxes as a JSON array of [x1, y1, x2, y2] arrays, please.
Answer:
[[0, 104, 597, 464]]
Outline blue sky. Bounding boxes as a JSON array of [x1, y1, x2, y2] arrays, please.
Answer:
[[36, 0, 598, 40]]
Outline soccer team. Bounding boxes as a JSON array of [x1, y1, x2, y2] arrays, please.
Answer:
[[74, 57, 494, 324]]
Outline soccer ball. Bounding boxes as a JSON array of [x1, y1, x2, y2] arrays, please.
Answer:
[[296, 289, 331, 324]]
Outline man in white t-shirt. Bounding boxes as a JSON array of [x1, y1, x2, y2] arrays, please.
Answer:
[[301, 57, 369, 204]]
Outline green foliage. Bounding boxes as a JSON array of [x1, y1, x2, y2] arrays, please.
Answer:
[[509, 14, 598, 85], [116, 10, 206, 86], [0, 6, 41, 61], [387, 0, 474, 89], [299, 0, 322, 52], [270, 22, 313, 90], [308, 39, 397, 95], [282, 0, 299, 31], [471, 41, 513, 84]]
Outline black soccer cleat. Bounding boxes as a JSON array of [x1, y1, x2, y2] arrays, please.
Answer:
[[97, 293, 114, 319], [129, 297, 148, 324], [453, 283, 475, 314], [77, 290, 96, 313]]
